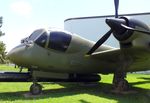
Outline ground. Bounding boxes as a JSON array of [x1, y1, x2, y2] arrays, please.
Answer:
[[0, 64, 149, 103]]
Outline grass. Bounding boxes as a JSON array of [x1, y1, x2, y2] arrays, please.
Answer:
[[0, 64, 149, 103]]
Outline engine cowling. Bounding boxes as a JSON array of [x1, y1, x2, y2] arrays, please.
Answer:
[[106, 17, 150, 44], [86, 16, 150, 55]]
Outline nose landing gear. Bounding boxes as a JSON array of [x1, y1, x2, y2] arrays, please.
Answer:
[[30, 83, 42, 95]]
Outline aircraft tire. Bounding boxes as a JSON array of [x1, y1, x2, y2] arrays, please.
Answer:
[[115, 79, 129, 91], [119, 79, 129, 91], [30, 83, 42, 95]]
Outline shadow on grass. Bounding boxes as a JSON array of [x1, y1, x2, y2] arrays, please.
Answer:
[[137, 77, 150, 81], [0, 82, 149, 103], [130, 80, 150, 85], [130, 76, 150, 85]]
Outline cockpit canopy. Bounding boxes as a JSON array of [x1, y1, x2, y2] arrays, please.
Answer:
[[27, 29, 72, 52], [35, 32, 48, 47], [48, 31, 72, 52]]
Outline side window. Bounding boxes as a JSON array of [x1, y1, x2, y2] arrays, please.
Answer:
[[35, 32, 48, 47], [48, 31, 72, 52]]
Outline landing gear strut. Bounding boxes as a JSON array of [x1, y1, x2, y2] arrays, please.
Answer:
[[112, 53, 132, 92], [112, 71, 129, 92]]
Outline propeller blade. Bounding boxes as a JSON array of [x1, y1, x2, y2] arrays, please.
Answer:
[[121, 24, 150, 35], [86, 29, 113, 55], [114, 0, 119, 18]]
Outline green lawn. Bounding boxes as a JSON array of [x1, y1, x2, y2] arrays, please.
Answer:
[[0, 64, 149, 103]]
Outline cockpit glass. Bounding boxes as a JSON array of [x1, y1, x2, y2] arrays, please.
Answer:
[[48, 31, 72, 52], [28, 29, 44, 41], [35, 32, 48, 47]]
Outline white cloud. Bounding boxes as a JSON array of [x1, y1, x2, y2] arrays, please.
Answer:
[[10, 1, 32, 17]]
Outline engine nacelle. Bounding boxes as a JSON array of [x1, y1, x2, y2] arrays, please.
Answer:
[[110, 17, 150, 47]]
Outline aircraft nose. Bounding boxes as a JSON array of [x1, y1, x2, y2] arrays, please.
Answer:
[[7, 44, 31, 65], [7, 51, 12, 59], [7, 49, 17, 61]]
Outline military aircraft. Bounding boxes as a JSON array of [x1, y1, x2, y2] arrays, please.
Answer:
[[7, 0, 150, 95]]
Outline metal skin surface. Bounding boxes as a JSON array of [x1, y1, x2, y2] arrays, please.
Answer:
[[7, 29, 116, 74], [7, 27, 150, 75]]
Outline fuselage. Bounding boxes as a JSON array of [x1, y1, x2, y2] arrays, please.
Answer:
[[7, 28, 116, 74], [7, 27, 150, 74]]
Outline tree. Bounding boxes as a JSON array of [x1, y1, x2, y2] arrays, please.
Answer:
[[0, 17, 5, 36], [0, 16, 6, 63]]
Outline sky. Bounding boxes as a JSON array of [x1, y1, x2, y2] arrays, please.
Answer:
[[0, 0, 150, 52]]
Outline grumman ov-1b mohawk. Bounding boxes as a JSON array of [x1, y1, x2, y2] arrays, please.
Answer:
[[7, 0, 150, 95]]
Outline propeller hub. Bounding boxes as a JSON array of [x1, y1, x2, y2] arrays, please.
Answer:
[[106, 18, 136, 41], [106, 18, 127, 35]]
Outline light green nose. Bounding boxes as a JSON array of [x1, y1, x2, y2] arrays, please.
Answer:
[[7, 44, 30, 66]]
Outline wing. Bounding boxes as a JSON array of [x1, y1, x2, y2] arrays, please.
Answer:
[[89, 47, 150, 72], [91, 48, 121, 62]]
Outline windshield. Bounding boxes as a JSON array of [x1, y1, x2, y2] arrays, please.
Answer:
[[28, 29, 45, 41], [35, 32, 48, 48]]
